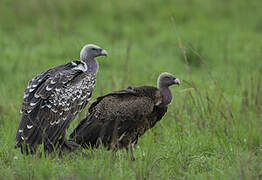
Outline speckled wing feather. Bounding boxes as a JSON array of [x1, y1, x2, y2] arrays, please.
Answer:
[[16, 61, 96, 153]]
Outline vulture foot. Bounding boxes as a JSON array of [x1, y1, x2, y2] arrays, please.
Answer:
[[60, 140, 80, 154]]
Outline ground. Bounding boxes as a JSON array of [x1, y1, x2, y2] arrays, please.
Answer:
[[0, 0, 262, 179]]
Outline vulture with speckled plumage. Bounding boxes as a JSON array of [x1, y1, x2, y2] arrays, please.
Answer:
[[15, 44, 107, 154], [70, 72, 180, 160]]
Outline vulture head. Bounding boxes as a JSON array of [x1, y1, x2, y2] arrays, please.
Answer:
[[157, 72, 180, 88], [80, 44, 108, 61], [157, 72, 180, 105]]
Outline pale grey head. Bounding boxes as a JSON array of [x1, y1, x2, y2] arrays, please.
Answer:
[[157, 72, 180, 89], [157, 72, 180, 105], [80, 44, 108, 61]]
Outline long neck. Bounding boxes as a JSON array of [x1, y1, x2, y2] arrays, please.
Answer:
[[82, 58, 99, 74], [159, 86, 173, 105]]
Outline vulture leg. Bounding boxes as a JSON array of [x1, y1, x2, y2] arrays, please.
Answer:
[[21, 144, 29, 155], [126, 142, 136, 161], [62, 139, 79, 152], [29, 146, 36, 154], [59, 134, 80, 155], [130, 144, 135, 161]]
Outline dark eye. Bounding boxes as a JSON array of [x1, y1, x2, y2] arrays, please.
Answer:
[[164, 76, 170, 79], [91, 48, 96, 51]]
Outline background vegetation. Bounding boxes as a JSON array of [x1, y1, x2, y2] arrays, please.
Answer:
[[0, 0, 262, 179]]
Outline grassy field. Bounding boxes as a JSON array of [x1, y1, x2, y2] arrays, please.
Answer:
[[0, 0, 262, 179]]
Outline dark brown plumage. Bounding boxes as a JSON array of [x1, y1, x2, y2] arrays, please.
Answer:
[[70, 72, 180, 160], [15, 44, 107, 154]]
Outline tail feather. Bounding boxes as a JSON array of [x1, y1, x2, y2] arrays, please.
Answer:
[[15, 115, 42, 154], [70, 111, 100, 147]]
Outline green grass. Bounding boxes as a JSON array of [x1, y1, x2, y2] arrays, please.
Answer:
[[0, 0, 262, 179]]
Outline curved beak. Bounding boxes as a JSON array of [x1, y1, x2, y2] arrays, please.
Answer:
[[174, 78, 180, 85], [100, 49, 108, 56]]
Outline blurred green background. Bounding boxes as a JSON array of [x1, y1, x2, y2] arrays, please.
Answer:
[[0, 0, 262, 179]]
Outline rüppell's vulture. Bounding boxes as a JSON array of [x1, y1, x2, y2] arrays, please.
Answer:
[[70, 72, 180, 160], [16, 44, 108, 154]]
